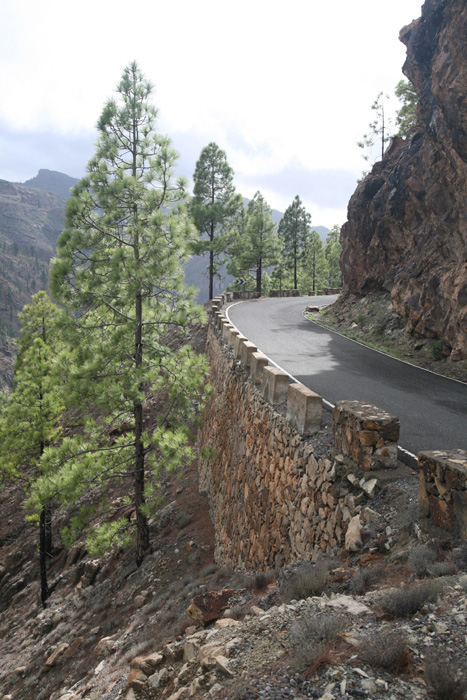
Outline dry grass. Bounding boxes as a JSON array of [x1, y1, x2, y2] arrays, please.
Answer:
[[408, 544, 437, 578], [281, 561, 330, 602], [424, 649, 467, 700], [348, 563, 385, 594], [359, 629, 411, 673], [290, 612, 348, 671], [246, 570, 276, 591], [378, 580, 442, 618]]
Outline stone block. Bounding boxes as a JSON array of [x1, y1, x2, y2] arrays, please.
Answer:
[[233, 333, 247, 357], [250, 351, 268, 385], [227, 327, 241, 349], [333, 400, 399, 470], [262, 366, 289, 405], [286, 383, 322, 436], [239, 340, 258, 368], [221, 321, 234, 342], [418, 450, 467, 533]]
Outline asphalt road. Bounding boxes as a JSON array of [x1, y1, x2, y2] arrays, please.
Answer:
[[227, 296, 467, 462]]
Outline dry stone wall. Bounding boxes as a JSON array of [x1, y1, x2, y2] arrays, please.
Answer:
[[200, 299, 467, 570], [198, 325, 381, 569]]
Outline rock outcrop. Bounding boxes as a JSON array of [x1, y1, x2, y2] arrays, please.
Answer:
[[340, 0, 467, 360]]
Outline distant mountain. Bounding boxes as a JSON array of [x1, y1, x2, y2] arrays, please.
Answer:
[[22, 169, 79, 199]]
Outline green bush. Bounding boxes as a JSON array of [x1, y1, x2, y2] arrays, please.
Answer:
[[431, 338, 450, 360]]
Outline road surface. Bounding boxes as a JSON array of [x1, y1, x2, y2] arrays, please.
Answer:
[[227, 296, 467, 462]]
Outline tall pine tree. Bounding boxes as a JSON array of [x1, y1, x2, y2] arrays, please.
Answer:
[[32, 63, 208, 566], [239, 192, 280, 296], [278, 195, 311, 289], [190, 142, 243, 299], [0, 292, 65, 606]]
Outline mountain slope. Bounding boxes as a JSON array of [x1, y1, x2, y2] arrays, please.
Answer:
[[340, 0, 467, 360], [22, 168, 79, 199]]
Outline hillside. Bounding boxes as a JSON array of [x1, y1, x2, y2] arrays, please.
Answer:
[[340, 0, 467, 361], [1, 319, 467, 700], [0, 171, 330, 333], [0, 179, 68, 378], [23, 169, 79, 199]]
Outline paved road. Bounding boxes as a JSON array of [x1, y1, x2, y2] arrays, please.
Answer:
[[227, 296, 467, 461]]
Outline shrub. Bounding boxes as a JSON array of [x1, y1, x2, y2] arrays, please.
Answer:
[[430, 561, 457, 577], [379, 580, 442, 618], [408, 544, 437, 578], [174, 510, 193, 529], [246, 570, 276, 591], [348, 563, 385, 595], [290, 612, 347, 671], [359, 629, 411, 672], [453, 542, 467, 571], [199, 563, 218, 578], [431, 338, 450, 361], [424, 649, 467, 700], [281, 561, 329, 601], [356, 313, 365, 324]]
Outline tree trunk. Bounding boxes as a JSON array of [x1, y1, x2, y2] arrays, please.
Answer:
[[39, 507, 50, 607], [134, 291, 149, 566], [45, 507, 52, 556], [256, 257, 262, 296], [294, 243, 298, 290], [209, 222, 214, 300]]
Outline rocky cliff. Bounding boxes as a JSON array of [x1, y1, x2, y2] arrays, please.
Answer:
[[340, 0, 467, 360]]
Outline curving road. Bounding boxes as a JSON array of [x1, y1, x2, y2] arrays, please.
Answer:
[[227, 296, 467, 462]]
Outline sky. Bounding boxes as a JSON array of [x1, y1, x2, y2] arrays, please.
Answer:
[[0, 0, 424, 229]]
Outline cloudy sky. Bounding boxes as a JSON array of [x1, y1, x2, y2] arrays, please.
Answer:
[[0, 0, 423, 228]]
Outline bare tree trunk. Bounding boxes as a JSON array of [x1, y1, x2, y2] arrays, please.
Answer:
[[209, 221, 214, 300], [39, 507, 50, 607], [134, 291, 149, 567], [256, 257, 262, 296]]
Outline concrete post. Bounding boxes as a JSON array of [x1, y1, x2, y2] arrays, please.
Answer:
[[286, 383, 322, 436], [262, 366, 289, 405], [239, 340, 258, 368], [250, 352, 268, 385], [233, 333, 247, 358], [228, 327, 241, 349], [222, 321, 234, 342]]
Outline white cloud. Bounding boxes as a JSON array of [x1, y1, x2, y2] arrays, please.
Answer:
[[0, 0, 424, 226]]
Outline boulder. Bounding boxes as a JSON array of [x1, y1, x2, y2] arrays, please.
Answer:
[[186, 589, 235, 626]]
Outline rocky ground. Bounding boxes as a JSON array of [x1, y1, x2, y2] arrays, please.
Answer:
[[308, 292, 467, 384], [1, 432, 467, 700], [1, 315, 466, 700]]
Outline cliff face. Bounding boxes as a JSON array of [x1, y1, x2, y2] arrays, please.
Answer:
[[340, 0, 467, 360]]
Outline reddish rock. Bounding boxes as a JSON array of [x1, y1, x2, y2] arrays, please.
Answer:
[[186, 589, 235, 626], [340, 0, 467, 360]]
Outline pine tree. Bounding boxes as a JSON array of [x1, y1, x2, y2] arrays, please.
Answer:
[[358, 92, 393, 163], [324, 225, 342, 288], [32, 63, 208, 566], [0, 292, 65, 606], [238, 192, 280, 296], [190, 142, 243, 300], [278, 196, 311, 289], [301, 231, 329, 295], [395, 79, 418, 137]]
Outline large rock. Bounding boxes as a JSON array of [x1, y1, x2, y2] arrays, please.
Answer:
[[340, 0, 467, 360], [186, 590, 235, 626]]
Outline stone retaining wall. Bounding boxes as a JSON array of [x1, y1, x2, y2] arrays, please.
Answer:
[[198, 325, 383, 569], [418, 450, 467, 538], [200, 300, 467, 570]]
